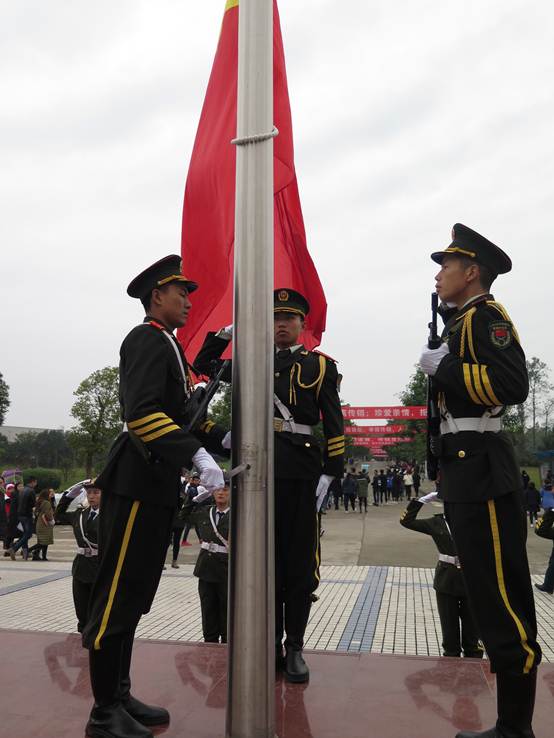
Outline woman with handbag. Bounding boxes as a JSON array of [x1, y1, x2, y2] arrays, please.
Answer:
[[28, 488, 55, 561]]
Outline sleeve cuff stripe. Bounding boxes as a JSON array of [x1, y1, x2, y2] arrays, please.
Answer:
[[128, 412, 168, 429], [328, 448, 345, 458], [328, 435, 344, 444], [463, 363, 483, 405], [134, 417, 174, 436], [142, 424, 181, 443], [328, 442, 345, 452], [481, 366, 502, 406]]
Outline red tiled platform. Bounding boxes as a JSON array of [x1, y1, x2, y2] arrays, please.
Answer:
[[0, 629, 552, 738]]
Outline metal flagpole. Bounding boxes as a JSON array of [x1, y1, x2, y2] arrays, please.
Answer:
[[226, 0, 275, 737]]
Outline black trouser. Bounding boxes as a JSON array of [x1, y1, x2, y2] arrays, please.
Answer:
[[82, 492, 173, 704], [333, 492, 342, 510], [73, 576, 94, 633], [28, 543, 48, 559], [358, 496, 367, 512], [372, 487, 379, 505], [275, 477, 319, 651], [444, 492, 541, 675], [435, 590, 482, 658], [198, 578, 227, 643], [169, 527, 183, 561], [344, 494, 356, 511]]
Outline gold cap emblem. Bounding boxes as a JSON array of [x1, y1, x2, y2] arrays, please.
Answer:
[[278, 290, 289, 302], [458, 450, 466, 458]]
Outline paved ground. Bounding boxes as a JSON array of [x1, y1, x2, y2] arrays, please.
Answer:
[[1, 498, 553, 661]]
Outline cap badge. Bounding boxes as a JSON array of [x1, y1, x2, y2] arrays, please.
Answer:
[[278, 290, 289, 302]]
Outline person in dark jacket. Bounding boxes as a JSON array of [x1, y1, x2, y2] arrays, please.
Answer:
[[534, 509, 554, 595], [8, 476, 38, 560], [400, 491, 482, 659], [330, 476, 342, 510], [524, 482, 541, 527], [179, 479, 230, 643], [342, 471, 357, 512], [56, 479, 101, 631], [27, 488, 55, 560], [371, 470, 380, 506]]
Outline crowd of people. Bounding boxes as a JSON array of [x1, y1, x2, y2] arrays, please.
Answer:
[[0, 475, 56, 561], [327, 465, 422, 513]]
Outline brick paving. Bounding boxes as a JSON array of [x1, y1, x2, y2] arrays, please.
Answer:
[[1, 560, 552, 662]]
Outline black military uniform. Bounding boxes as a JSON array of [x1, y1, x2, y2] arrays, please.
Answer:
[[82, 255, 226, 738], [400, 498, 482, 658], [56, 481, 100, 633], [424, 225, 541, 738], [194, 288, 345, 682], [179, 493, 229, 643]]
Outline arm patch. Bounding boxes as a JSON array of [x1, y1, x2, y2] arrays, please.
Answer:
[[489, 321, 512, 349]]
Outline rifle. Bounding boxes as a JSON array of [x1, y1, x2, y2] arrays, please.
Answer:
[[426, 293, 442, 481], [182, 359, 231, 433]]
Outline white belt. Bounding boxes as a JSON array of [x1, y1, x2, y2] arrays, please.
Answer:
[[76, 547, 98, 557], [273, 418, 313, 434], [440, 416, 502, 435], [201, 541, 228, 554], [439, 554, 460, 567]]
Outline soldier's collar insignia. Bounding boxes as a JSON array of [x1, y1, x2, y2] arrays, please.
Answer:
[[278, 290, 289, 302], [490, 321, 512, 349]]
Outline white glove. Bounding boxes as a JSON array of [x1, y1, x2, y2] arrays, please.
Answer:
[[65, 480, 90, 499], [419, 343, 449, 376], [316, 474, 334, 512], [418, 491, 439, 504], [222, 431, 232, 450], [192, 485, 213, 504], [192, 447, 225, 492], [217, 324, 233, 340]]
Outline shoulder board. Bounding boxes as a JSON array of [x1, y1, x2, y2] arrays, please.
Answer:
[[313, 349, 337, 363]]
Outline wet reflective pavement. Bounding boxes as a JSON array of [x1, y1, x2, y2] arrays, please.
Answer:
[[0, 629, 552, 737]]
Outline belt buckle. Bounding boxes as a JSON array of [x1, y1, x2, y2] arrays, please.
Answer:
[[273, 418, 284, 432], [208, 542, 217, 553], [84, 549, 92, 557]]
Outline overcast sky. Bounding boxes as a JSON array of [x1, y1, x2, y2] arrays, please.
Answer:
[[2, 0, 553, 430]]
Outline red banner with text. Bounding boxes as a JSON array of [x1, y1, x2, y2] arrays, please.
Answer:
[[352, 437, 413, 447], [342, 406, 427, 420], [345, 425, 407, 435]]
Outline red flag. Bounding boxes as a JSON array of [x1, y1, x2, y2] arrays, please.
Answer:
[[178, 0, 326, 360]]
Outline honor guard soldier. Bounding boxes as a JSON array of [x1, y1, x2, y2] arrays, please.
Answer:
[[195, 288, 345, 683], [82, 255, 226, 738], [56, 479, 101, 633], [419, 225, 541, 738], [179, 474, 231, 644], [400, 491, 482, 659]]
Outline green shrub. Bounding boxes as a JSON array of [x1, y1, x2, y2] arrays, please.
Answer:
[[22, 467, 63, 490]]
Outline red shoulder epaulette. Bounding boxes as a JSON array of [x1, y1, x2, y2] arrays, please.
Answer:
[[312, 349, 337, 363], [148, 320, 165, 331]]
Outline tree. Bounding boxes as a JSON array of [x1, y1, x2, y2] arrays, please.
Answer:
[[208, 384, 232, 428], [69, 367, 120, 477], [526, 357, 552, 449], [389, 366, 427, 463], [0, 372, 9, 425]]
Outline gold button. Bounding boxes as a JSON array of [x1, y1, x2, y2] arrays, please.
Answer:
[[458, 450, 466, 458], [305, 442, 311, 447]]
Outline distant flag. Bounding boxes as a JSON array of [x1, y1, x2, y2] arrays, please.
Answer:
[[178, 0, 327, 361]]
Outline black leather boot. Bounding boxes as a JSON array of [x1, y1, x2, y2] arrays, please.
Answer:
[[455, 670, 537, 738], [86, 704, 153, 738], [87, 642, 152, 738], [276, 644, 285, 671], [284, 647, 309, 684], [119, 633, 170, 727]]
